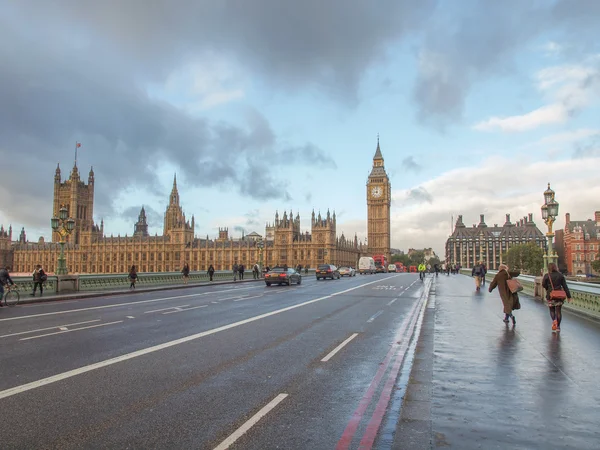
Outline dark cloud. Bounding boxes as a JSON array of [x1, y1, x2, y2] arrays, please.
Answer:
[[412, 0, 600, 127], [11, 0, 437, 98], [406, 187, 433, 204], [118, 205, 163, 231], [573, 135, 600, 159], [244, 209, 261, 227], [401, 156, 422, 173]]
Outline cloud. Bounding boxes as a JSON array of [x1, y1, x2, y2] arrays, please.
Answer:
[[13, 0, 436, 99], [573, 135, 600, 158], [413, 0, 600, 127], [402, 187, 433, 204], [474, 59, 600, 132], [401, 156, 422, 173], [244, 209, 261, 227], [383, 155, 600, 255]]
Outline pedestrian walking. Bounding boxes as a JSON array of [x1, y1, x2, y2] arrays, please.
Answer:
[[542, 263, 572, 332], [233, 262, 239, 281], [31, 264, 46, 297], [182, 262, 190, 285], [238, 263, 245, 280], [253, 263, 260, 279], [129, 265, 137, 289], [481, 262, 487, 286], [488, 264, 521, 325], [207, 264, 215, 282], [471, 261, 485, 291]]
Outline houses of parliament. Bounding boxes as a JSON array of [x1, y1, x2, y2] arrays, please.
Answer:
[[1, 142, 392, 274]]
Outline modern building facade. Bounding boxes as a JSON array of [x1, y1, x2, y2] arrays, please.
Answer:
[[562, 211, 600, 276], [445, 213, 546, 269], [366, 139, 391, 262], [3, 150, 388, 273]]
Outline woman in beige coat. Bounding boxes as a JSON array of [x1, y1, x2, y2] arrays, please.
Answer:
[[488, 264, 521, 325]]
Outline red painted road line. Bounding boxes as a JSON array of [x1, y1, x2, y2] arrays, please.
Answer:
[[358, 286, 428, 449], [335, 294, 423, 450]]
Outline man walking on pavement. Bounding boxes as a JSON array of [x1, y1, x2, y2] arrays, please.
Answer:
[[233, 261, 239, 281]]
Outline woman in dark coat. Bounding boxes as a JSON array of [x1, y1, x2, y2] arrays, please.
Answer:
[[488, 264, 521, 325], [182, 262, 190, 285], [541, 263, 572, 332], [128, 265, 137, 290], [207, 265, 215, 282]]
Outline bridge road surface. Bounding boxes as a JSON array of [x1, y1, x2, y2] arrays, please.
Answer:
[[0, 273, 429, 449], [412, 273, 600, 450]]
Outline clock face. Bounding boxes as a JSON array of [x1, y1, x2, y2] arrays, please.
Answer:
[[371, 186, 382, 198]]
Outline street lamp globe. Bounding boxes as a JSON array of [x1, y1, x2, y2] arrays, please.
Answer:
[[59, 206, 68, 221], [544, 183, 555, 205], [541, 204, 548, 220], [66, 218, 76, 232], [51, 216, 60, 230], [548, 199, 559, 218]]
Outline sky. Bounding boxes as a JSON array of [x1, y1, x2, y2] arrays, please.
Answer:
[[1, 0, 599, 257]]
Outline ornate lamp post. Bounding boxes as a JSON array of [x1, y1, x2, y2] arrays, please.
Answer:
[[257, 239, 264, 276], [541, 183, 559, 273], [51, 205, 75, 275]]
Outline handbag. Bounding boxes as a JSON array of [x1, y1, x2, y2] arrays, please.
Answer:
[[506, 271, 523, 293], [512, 294, 521, 310], [548, 274, 567, 301]]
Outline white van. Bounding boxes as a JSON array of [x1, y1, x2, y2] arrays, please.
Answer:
[[388, 264, 397, 273], [358, 257, 376, 274]]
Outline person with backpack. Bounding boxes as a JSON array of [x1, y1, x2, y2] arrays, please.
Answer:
[[253, 263, 260, 279], [232, 262, 239, 281], [181, 262, 190, 285], [129, 265, 138, 290], [0, 266, 14, 307], [31, 264, 47, 297], [542, 263, 572, 332], [207, 264, 215, 282], [471, 261, 484, 291]]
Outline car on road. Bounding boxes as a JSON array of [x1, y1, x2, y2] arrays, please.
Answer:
[[387, 264, 397, 273], [339, 266, 356, 277], [316, 264, 340, 280], [265, 267, 302, 286]]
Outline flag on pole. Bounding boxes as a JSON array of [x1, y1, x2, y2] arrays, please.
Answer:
[[77, 142, 81, 148]]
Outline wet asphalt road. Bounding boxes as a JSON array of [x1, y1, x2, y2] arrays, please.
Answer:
[[428, 274, 600, 449], [0, 273, 429, 449]]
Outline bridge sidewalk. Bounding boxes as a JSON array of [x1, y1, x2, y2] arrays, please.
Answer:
[[7, 278, 261, 306], [393, 273, 600, 450]]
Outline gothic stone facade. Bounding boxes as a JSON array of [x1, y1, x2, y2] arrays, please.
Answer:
[[445, 213, 546, 269], [562, 211, 600, 276], [366, 140, 391, 262], [5, 164, 366, 274]]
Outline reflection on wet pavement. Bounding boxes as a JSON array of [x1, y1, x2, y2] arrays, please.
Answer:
[[431, 275, 600, 449]]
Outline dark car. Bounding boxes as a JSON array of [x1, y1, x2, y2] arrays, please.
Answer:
[[316, 264, 340, 280], [265, 267, 302, 286]]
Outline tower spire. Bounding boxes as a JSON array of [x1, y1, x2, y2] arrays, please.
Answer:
[[374, 135, 383, 160]]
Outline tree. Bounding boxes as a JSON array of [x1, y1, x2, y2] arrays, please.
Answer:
[[409, 250, 425, 266], [503, 243, 544, 275], [591, 253, 600, 273], [391, 254, 411, 266]]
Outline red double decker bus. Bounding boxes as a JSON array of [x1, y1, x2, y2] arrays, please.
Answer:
[[373, 254, 388, 273]]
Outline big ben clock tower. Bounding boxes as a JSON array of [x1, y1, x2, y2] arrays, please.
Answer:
[[367, 137, 391, 261]]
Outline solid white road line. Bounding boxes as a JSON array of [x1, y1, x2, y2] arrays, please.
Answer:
[[0, 320, 101, 339], [234, 295, 263, 302], [162, 305, 208, 315], [0, 276, 387, 400], [20, 321, 124, 341], [0, 286, 261, 322], [213, 393, 289, 450], [321, 333, 359, 362], [367, 310, 384, 323], [144, 305, 189, 314]]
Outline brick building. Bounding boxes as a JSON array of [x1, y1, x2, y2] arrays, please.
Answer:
[[562, 211, 600, 276]]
